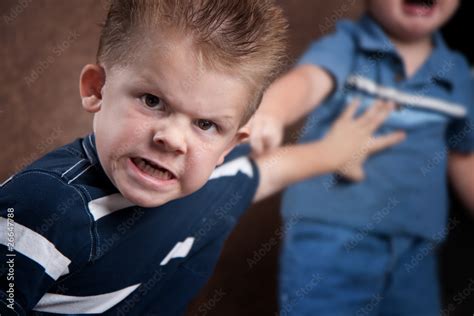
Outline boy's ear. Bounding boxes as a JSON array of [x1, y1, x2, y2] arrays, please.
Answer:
[[216, 125, 250, 166], [79, 64, 106, 113]]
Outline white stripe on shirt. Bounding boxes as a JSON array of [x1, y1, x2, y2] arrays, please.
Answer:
[[209, 157, 253, 180], [67, 165, 94, 184], [33, 283, 141, 314], [0, 217, 71, 280], [346, 75, 467, 118], [88, 194, 135, 221], [160, 237, 195, 266], [61, 159, 86, 178]]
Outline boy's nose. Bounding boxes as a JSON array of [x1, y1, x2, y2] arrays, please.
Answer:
[[152, 124, 187, 155]]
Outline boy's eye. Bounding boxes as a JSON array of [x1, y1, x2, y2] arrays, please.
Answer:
[[195, 119, 216, 131], [141, 94, 163, 110]]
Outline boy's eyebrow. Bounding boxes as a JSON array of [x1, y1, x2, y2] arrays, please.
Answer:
[[132, 75, 161, 91], [206, 115, 235, 126], [133, 74, 239, 127]]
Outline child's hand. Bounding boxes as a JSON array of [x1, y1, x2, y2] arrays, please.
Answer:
[[249, 112, 285, 155], [322, 99, 406, 182]]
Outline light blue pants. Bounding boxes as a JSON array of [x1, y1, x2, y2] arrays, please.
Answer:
[[279, 220, 441, 316]]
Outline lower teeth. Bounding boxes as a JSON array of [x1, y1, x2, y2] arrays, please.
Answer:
[[135, 158, 171, 180]]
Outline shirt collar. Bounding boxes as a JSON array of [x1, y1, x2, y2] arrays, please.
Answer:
[[357, 14, 398, 55], [424, 32, 455, 84], [82, 133, 100, 166], [356, 14, 455, 87], [81, 133, 120, 192]]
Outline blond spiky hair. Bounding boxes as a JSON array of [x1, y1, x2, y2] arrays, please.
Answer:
[[97, 0, 288, 125]]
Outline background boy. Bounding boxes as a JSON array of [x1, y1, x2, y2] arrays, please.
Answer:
[[250, 0, 474, 314]]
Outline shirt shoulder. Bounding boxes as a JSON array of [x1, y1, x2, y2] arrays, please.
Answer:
[[0, 169, 95, 264], [17, 138, 91, 180], [298, 18, 360, 92], [207, 144, 259, 208], [300, 18, 357, 63]]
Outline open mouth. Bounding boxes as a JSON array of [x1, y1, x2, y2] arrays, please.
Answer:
[[131, 157, 176, 181], [403, 0, 438, 15]]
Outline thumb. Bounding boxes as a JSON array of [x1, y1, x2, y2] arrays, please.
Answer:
[[339, 165, 366, 182], [350, 166, 365, 182]]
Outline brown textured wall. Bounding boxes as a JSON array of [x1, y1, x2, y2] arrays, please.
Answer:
[[1, 0, 108, 180], [0, 1, 364, 315]]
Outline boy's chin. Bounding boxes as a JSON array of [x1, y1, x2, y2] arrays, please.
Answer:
[[394, 26, 434, 42]]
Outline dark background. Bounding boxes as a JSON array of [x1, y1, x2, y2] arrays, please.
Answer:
[[431, 2, 474, 316], [0, 1, 472, 315]]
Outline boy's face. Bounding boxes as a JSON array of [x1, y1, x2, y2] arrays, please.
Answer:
[[368, 0, 459, 42], [80, 36, 250, 207]]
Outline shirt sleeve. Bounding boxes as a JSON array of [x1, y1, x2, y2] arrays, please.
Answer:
[[0, 171, 92, 314], [297, 20, 356, 93], [447, 72, 474, 153], [211, 144, 260, 216]]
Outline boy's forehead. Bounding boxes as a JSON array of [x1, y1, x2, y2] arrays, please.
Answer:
[[130, 33, 206, 79]]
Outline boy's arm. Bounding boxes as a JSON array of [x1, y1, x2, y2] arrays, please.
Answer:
[[252, 100, 406, 202], [448, 152, 474, 213], [446, 74, 474, 214], [250, 65, 334, 154], [251, 22, 356, 155], [260, 64, 334, 125]]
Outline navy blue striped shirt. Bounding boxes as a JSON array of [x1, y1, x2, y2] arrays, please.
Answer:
[[0, 134, 259, 315]]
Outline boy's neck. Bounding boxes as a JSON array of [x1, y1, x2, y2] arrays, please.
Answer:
[[389, 35, 434, 79]]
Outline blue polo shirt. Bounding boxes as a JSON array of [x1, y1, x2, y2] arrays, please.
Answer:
[[282, 14, 474, 240], [0, 134, 259, 315]]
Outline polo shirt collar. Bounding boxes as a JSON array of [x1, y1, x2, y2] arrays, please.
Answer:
[[357, 14, 455, 87], [357, 14, 397, 55], [82, 133, 100, 166], [424, 32, 455, 84], [81, 133, 121, 192]]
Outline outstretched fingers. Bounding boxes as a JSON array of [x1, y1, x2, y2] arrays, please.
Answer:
[[368, 131, 406, 154], [340, 98, 361, 121], [357, 100, 395, 132]]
